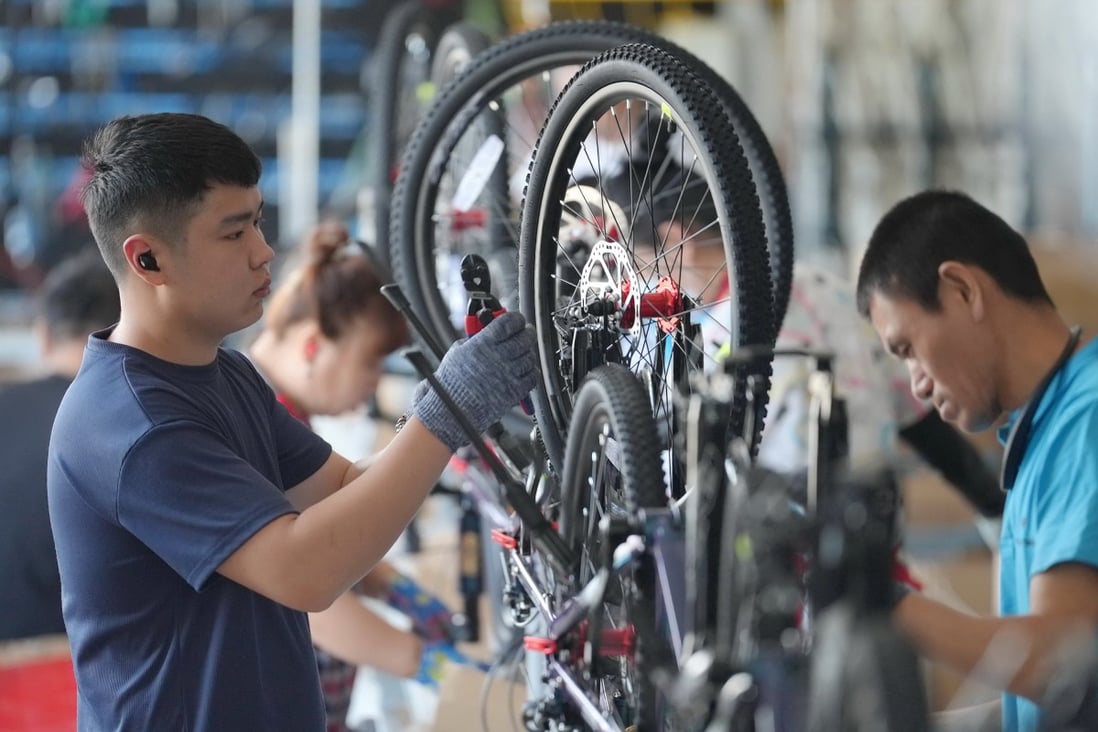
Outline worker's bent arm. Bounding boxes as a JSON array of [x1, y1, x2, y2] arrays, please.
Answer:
[[217, 417, 451, 611]]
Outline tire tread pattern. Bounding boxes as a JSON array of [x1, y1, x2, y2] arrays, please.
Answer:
[[559, 363, 668, 730], [519, 42, 774, 470]]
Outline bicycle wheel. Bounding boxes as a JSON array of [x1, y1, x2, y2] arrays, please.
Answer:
[[391, 20, 792, 354], [557, 363, 667, 730], [429, 22, 493, 86], [368, 0, 441, 268], [520, 42, 774, 476], [390, 21, 666, 354], [719, 84, 793, 341]]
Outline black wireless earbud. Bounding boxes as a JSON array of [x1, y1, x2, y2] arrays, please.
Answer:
[[137, 252, 159, 272]]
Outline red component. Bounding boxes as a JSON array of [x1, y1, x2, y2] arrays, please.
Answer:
[[891, 547, 924, 592], [597, 627, 636, 658], [587, 215, 619, 242], [464, 308, 507, 336], [491, 529, 518, 550], [524, 636, 559, 654], [620, 279, 632, 328], [450, 208, 488, 232], [619, 276, 683, 333], [464, 314, 480, 335]]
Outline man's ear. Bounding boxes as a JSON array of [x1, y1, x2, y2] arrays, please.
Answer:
[[282, 319, 323, 366], [122, 234, 165, 283], [938, 261, 984, 321]]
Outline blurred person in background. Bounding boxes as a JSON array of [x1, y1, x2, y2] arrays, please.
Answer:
[[249, 221, 487, 732], [0, 248, 119, 640]]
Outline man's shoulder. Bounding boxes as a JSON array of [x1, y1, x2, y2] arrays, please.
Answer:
[[53, 346, 196, 455], [1070, 336, 1098, 385], [73, 344, 256, 411], [1037, 355, 1098, 459], [62, 346, 153, 414], [1055, 340, 1098, 418]]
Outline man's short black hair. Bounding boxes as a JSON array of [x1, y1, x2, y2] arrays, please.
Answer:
[[856, 190, 1053, 318], [38, 247, 120, 342], [80, 113, 262, 277]]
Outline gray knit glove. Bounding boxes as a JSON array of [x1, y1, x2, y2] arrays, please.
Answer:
[[411, 311, 538, 452]]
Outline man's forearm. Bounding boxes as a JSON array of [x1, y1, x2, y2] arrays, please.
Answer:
[[895, 593, 1088, 701], [933, 699, 1002, 732], [220, 417, 452, 612], [293, 418, 450, 598]]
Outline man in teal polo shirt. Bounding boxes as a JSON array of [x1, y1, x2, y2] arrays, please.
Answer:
[[856, 189, 1098, 731]]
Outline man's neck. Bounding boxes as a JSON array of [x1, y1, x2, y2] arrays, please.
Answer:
[[110, 315, 221, 366], [997, 307, 1077, 413], [247, 329, 301, 410]]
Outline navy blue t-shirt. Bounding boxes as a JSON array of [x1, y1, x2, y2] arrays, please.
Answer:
[[48, 329, 333, 731]]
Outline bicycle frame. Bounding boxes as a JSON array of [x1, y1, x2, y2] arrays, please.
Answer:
[[389, 270, 928, 731]]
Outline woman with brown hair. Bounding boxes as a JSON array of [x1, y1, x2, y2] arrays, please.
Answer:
[[249, 221, 484, 731]]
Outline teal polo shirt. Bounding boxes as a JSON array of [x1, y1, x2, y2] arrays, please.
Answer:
[[999, 336, 1098, 731]]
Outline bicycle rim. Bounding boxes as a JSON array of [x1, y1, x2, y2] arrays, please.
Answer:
[[390, 21, 675, 353], [369, 0, 437, 264], [520, 43, 774, 475]]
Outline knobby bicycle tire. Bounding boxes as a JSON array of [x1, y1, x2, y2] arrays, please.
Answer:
[[390, 20, 792, 356], [369, 0, 443, 269], [519, 42, 774, 474], [558, 363, 668, 730], [390, 21, 667, 354]]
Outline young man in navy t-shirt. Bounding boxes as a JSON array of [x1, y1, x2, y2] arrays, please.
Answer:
[[49, 113, 537, 731]]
